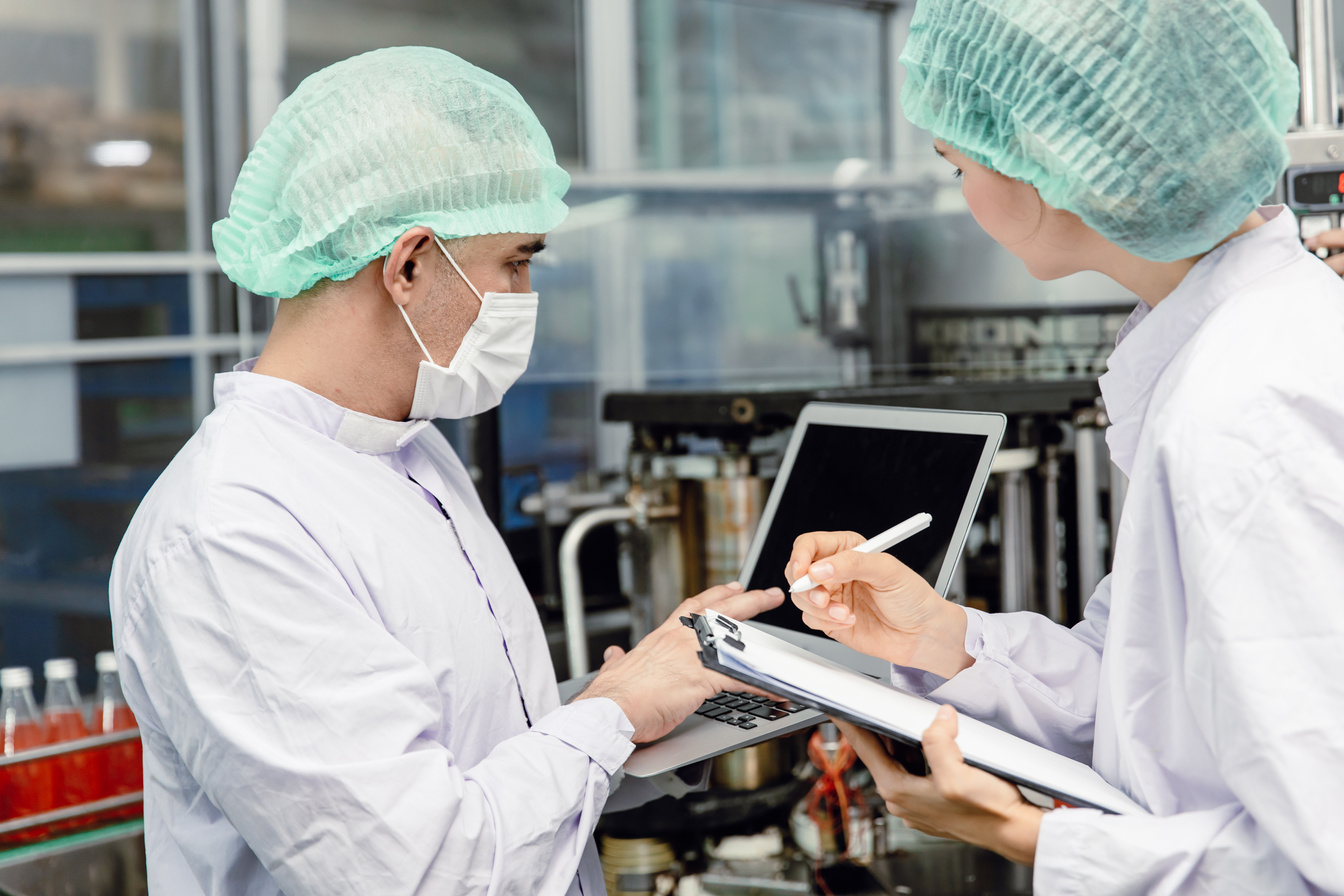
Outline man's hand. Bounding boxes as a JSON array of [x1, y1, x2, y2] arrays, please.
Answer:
[[1303, 230, 1344, 277], [574, 582, 784, 742], [786, 531, 972, 680], [833, 709, 1043, 866]]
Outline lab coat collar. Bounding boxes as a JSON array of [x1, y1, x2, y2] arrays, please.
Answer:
[[1097, 206, 1301, 474], [214, 359, 430, 455]]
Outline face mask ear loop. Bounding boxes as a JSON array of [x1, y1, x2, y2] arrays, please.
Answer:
[[398, 304, 437, 366], [430, 234, 484, 303]]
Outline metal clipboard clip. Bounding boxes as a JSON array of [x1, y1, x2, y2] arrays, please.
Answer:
[[685, 612, 745, 654]]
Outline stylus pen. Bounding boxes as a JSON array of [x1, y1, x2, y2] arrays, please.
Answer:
[[789, 512, 932, 593]]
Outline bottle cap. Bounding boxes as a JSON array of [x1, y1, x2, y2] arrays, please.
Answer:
[[43, 658, 77, 680], [0, 667, 32, 689], [95, 651, 118, 674]]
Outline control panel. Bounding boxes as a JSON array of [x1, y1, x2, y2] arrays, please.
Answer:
[[1286, 164, 1344, 258]]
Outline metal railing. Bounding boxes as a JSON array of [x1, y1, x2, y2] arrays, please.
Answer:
[[0, 729, 143, 839]]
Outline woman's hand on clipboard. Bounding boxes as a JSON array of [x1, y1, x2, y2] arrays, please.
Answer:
[[785, 530, 974, 681], [832, 708, 1043, 866]]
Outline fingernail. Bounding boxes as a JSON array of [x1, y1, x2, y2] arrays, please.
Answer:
[[809, 562, 834, 581], [936, 704, 954, 720], [785, 561, 795, 579], [1305, 237, 1319, 249], [845, 613, 856, 625], [767, 586, 784, 597], [728, 581, 744, 591], [604, 646, 618, 662], [810, 590, 828, 607], [828, 604, 849, 621]]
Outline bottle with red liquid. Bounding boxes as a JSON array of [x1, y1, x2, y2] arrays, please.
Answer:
[[43, 658, 101, 828], [0, 666, 51, 843], [93, 652, 141, 821]]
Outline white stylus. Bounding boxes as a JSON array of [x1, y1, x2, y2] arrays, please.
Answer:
[[788, 512, 933, 593]]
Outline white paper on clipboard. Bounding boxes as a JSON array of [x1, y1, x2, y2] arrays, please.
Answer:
[[703, 609, 1147, 816]]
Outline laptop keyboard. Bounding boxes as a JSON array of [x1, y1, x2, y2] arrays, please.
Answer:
[[693, 692, 808, 730]]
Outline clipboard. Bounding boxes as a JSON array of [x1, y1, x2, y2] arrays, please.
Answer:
[[691, 610, 1147, 816]]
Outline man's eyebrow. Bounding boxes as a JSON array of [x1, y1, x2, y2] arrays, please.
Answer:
[[517, 239, 547, 254]]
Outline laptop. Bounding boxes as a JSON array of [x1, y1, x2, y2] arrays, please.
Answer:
[[558, 401, 1005, 778]]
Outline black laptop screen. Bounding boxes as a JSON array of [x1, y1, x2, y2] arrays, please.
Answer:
[[745, 423, 987, 630]]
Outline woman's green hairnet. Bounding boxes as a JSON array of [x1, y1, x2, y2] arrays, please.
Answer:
[[900, 0, 1300, 262], [213, 47, 570, 299]]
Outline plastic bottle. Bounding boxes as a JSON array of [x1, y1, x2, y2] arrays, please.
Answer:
[[43, 658, 100, 818], [93, 652, 141, 802], [0, 666, 51, 841]]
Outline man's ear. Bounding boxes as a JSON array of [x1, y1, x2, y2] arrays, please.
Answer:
[[382, 227, 440, 307]]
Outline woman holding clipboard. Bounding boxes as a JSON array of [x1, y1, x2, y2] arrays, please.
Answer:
[[787, 0, 1344, 892]]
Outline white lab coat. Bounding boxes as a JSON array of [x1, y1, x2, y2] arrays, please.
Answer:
[[109, 364, 633, 896], [893, 207, 1344, 893]]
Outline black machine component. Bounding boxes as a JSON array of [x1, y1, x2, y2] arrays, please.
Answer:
[[605, 379, 1109, 629], [1289, 166, 1344, 208], [604, 379, 1101, 449], [1286, 164, 1344, 259]]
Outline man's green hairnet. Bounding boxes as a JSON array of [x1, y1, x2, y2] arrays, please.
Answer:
[[900, 0, 1300, 262], [213, 47, 570, 299]]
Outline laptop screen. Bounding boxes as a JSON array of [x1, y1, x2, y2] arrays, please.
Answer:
[[744, 422, 989, 631]]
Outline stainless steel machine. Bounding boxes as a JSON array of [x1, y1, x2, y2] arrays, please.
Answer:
[[1283, 1, 1344, 248]]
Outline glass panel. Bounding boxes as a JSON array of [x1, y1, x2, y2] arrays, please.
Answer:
[[79, 357, 194, 465], [283, 0, 581, 166], [637, 211, 840, 386], [0, 355, 191, 678], [500, 194, 847, 483], [76, 274, 189, 339], [637, 0, 885, 169], [0, 0, 186, 251]]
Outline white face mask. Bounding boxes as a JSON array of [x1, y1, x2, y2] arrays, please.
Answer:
[[393, 235, 538, 420]]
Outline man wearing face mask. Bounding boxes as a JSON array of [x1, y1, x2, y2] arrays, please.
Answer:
[[108, 47, 783, 896]]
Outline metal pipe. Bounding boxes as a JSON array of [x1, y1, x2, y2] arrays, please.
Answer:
[[1075, 428, 1102, 605], [0, 792, 143, 837], [246, 0, 286, 147], [560, 506, 636, 678], [0, 728, 141, 767], [1043, 445, 1064, 623], [179, 0, 214, 425], [560, 503, 679, 676], [1296, 0, 1339, 130], [0, 252, 219, 276], [999, 469, 1027, 613], [0, 334, 247, 367], [212, 0, 254, 359]]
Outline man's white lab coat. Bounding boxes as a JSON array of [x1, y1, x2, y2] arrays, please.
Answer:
[[894, 207, 1344, 894], [110, 363, 633, 895]]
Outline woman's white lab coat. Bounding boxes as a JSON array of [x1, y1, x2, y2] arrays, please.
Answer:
[[894, 207, 1344, 894]]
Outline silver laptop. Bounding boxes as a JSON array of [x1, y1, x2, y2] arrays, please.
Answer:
[[559, 402, 1005, 778]]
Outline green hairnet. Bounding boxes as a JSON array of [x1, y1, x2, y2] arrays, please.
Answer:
[[900, 0, 1299, 262], [213, 47, 570, 299]]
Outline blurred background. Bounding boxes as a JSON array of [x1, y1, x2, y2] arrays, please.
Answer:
[[0, 0, 1339, 892]]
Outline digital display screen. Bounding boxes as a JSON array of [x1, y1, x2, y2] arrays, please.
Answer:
[[1293, 170, 1344, 206], [744, 423, 987, 631]]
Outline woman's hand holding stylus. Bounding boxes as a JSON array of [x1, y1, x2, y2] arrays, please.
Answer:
[[786, 530, 974, 680]]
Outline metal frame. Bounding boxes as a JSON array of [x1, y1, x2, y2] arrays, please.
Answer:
[[0, 730, 144, 838]]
